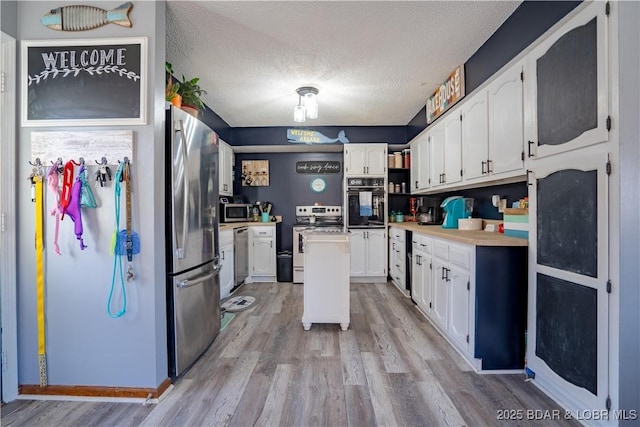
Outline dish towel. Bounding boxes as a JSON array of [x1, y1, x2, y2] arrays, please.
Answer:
[[359, 191, 373, 216]]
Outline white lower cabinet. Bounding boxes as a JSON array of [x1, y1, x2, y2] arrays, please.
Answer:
[[431, 258, 450, 331], [219, 229, 235, 299], [247, 226, 276, 282], [411, 234, 432, 314], [410, 231, 528, 371], [448, 264, 470, 351], [412, 233, 473, 360], [349, 229, 387, 281], [389, 227, 407, 293]]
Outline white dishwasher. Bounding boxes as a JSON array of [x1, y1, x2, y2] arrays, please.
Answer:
[[301, 230, 350, 331]]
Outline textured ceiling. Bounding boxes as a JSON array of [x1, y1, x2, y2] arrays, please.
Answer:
[[166, 1, 521, 128]]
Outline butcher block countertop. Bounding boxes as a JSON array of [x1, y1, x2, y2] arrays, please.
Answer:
[[219, 216, 282, 231], [389, 222, 528, 247]]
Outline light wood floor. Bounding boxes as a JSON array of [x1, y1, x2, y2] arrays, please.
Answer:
[[2, 281, 579, 427]]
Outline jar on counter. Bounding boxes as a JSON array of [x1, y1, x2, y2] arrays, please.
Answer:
[[396, 212, 404, 222], [389, 211, 396, 222], [388, 182, 395, 193], [403, 149, 411, 168]]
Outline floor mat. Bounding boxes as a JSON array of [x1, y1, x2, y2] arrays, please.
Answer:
[[221, 295, 256, 313], [220, 312, 235, 331]]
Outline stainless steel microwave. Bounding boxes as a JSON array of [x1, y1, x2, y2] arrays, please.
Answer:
[[221, 203, 252, 223]]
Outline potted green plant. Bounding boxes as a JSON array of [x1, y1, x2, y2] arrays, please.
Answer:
[[165, 62, 181, 107], [165, 62, 207, 116]]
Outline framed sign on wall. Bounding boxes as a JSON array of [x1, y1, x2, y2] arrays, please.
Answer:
[[21, 37, 147, 127]]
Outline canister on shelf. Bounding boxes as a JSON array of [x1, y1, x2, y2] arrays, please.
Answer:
[[394, 152, 403, 168], [401, 182, 407, 193], [388, 154, 395, 168], [395, 183, 401, 193], [388, 182, 395, 193], [403, 149, 411, 168]]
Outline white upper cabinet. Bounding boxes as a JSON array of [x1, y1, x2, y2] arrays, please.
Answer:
[[524, 1, 608, 160], [443, 110, 462, 186], [219, 139, 234, 196], [410, 131, 430, 193], [344, 144, 388, 176], [462, 61, 524, 184], [488, 61, 525, 176], [461, 90, 489, 182], [429, 122, 445, 188], [430, 113, 462, 188]]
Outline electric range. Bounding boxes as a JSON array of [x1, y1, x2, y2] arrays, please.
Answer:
[[292, 205, 343, 283]]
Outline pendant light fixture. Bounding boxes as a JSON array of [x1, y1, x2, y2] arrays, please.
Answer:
[[293, 86, 319, 122]]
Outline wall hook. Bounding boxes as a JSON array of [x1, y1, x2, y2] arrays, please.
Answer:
[[28, 157, 42, 167], [95, 156, 108, 165]]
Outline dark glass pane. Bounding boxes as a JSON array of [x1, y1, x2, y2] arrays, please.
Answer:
[[537, 169, 598, 277], [537, 18, 597, 146], [536, 273, 597, 395]]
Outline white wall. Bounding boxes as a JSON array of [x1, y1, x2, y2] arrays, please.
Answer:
[[16, 1, 167, 389], [617, 1, 640, 422]]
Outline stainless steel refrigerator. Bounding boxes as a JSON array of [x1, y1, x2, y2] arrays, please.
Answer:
[[166, 106, 221, 378]]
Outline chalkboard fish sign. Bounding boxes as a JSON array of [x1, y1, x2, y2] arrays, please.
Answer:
[[287, 129, 350, 145], [41, 2, 133, 31]]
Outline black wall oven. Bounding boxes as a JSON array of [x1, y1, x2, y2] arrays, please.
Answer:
[[346, 177, 386, 228]]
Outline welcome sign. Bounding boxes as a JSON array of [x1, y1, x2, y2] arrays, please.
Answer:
[[287, 129, 350, 145], [22, 37, 147, 126], [426, 65, 465, 124]]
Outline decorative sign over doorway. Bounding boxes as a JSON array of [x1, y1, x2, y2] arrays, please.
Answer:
[[426, 65, 465, 124], [287, 129, 350, 145]]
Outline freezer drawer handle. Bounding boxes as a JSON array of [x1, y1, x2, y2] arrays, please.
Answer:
[[177, 271, 216, 289]]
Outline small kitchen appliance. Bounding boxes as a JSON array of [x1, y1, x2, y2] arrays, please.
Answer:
[[219, 196, 252, 223], [417, 196, 443, 225], [441, 196, 474, 229], [345, 177, 386, 228]]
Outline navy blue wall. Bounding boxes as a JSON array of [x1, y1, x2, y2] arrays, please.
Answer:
[[233, 126, 406, 146], [437, 182, 528, 220], [201, 105, 233, 143], [465, 1, 581, 94], [234, 152, 344, 252]]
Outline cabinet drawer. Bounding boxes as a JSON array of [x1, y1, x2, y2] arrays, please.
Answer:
[[390, 227, 405, 242], [449, 244, 470, 270], [219, 229, 234, 247], [412, 234, 432, 254], [251, 226, 273, 238], [433, 240, 448, 260]]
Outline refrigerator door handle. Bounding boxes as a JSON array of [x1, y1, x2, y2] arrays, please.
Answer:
[[177, 270, 218, 289], [175, 119, 190, 259]]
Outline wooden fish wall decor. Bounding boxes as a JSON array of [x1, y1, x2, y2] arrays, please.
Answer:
[[41, 2, 133, 31]]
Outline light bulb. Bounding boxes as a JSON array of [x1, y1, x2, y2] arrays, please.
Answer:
[[294, 104, 306, 122], [304, 92, 318, 119]]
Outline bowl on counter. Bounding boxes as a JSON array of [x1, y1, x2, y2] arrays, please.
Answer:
[[458, 218, 483, 231]]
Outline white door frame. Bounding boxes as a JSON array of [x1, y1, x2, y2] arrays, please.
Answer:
[[1, 30, 19, 402]]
